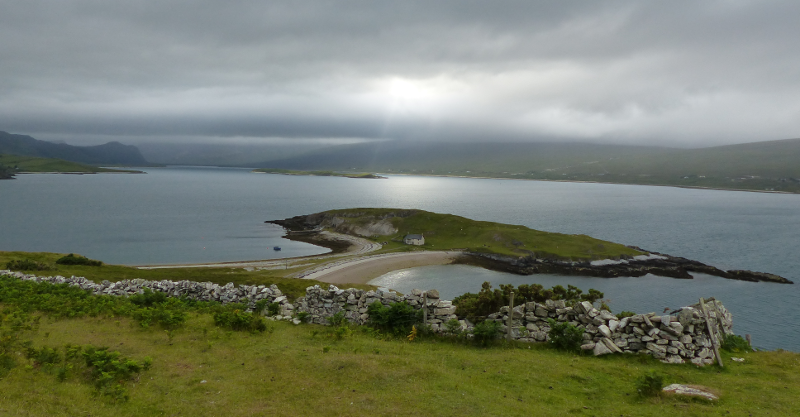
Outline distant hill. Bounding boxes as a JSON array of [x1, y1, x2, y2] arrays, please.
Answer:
[[258, 139, 800, 193], [0, 131, 149, 166], [137, 142, 333, 166]]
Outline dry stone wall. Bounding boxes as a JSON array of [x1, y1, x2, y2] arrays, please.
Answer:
[[1, 270, 732, 365]]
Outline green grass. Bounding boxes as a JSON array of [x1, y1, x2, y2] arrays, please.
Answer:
[[0, 154, 142, 174], [1, 305, 798, 416], [252, 168, 383, 179], [0, 251, 373, 300], [320, 208, 642, 260]]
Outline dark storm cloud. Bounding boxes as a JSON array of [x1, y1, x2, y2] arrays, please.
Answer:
[[1, 1, 798, 146]]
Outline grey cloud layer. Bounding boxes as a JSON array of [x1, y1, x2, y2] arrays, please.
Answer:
[[1, 1, 798, 146]]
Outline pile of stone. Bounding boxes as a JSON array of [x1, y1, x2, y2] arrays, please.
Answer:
[[483, 297, 732, 365], [294, 285, 467, 331], [0, 270, 293, 313], [2, 270, 733, 365]]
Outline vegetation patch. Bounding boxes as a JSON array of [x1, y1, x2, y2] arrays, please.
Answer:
[[366, 301, 420, 336], [453, 282, 603, 322], [2, 272, 800, 415], [299, 208, 643, 260], [55, 253, 103, 267], [547, 319, 585, 352], [0, 154, 142, 174], [5, 258, 53, 271], [253, 168, 384, 179]]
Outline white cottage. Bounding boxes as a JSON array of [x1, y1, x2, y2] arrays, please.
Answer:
[[403, 234, 425, 245]]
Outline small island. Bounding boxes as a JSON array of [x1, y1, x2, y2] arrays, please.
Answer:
[[252, 168, 385, 179]]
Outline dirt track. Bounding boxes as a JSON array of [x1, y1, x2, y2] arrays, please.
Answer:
[[299, 251, 462, 284]]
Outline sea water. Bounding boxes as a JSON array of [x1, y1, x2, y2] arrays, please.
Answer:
[[1, 166, 798, 348]]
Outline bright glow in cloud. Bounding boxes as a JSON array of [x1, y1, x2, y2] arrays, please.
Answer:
[[0, 1, 798, 147]]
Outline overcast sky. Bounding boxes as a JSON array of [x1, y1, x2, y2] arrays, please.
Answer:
[[1, 1, 799, 147]]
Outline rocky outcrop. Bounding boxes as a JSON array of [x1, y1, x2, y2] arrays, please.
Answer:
[[461, 250, 793, 284], [268, 210, 415, 236]]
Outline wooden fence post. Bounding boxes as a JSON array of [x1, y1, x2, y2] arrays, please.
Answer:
[[422, 291, 428, 326], [699, 298, 724, 367], [507, 291, 515, 341]]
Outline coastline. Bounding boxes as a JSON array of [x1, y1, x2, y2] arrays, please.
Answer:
[[298, 251, 463, 284], [381, 172, 799, 195]]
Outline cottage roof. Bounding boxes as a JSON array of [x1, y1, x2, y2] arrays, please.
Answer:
[[404, 234, 423, 240]]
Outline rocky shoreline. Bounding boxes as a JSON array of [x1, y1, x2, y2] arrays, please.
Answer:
[[460, 249, 793, 284], [269, 211, 793, 284]]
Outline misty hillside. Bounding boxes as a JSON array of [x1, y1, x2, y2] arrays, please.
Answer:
[[257, 138, 800, 193], [254, 141, 670, 173], [0, 131, 149, 166], [137, 142, 334, 167]]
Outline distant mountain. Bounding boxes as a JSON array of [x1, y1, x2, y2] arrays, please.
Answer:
[[257, 138, 800, 193], [137, 142, 332, 167], [0, 131, 149, 166]]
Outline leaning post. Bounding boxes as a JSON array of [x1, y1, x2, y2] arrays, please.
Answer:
[[699, 297, 724, 367], [507, 291, 515, 341], [422, 291, 428, 326]]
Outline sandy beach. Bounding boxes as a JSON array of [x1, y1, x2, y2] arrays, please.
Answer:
[[299, 251, 463, 284], [136, 231, 381, 270]]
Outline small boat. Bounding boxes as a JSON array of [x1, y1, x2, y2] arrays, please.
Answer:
[[273, 246, 281, 251]]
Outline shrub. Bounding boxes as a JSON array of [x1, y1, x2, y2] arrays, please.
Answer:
[[55, 254, 103, 266], [129, 288, 168, 307], [616, 311, 635, 319], [131, 298, 187, 329], [213, 309, 267, 333], [6, 259, 51, 271], [547, 319, 584, 352], [296, 311, 311, 323], [267, 302, 281, 317], [635, 371, 664, 397], [25, 346, 62, 367], [722, 334, 751, 352], [326, 311, 347, 327], [81, 346, 152, 401], [471, 320, 501, 346], [452, 282, 604, 322], [253, 299, 269, 315], [324, 312, 352, 339], [367, 301, 420, 336], [444, 318, 463, 336]]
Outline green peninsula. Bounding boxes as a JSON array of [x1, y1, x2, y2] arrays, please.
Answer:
[[0, 154, 144, 178], [271, 208, 642, 260], [252, 168, 385, 179]]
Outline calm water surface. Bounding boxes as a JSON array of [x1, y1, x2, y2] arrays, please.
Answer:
[[1, 166, 798, 349]]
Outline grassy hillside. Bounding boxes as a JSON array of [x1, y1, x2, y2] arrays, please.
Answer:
[[260, 139, 800, 193], [0, 278, 798, 416], [292, 208, 643, 260], [0, 251, 371, 299], [0, 154, 142, 176], [0, 131, 149, 166]]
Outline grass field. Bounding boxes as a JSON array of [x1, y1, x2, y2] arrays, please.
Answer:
[[313, 208, 643, 260], [0, 251, 373, 299], [1, 301, 798, 416], [0, 154, 143, 175]]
